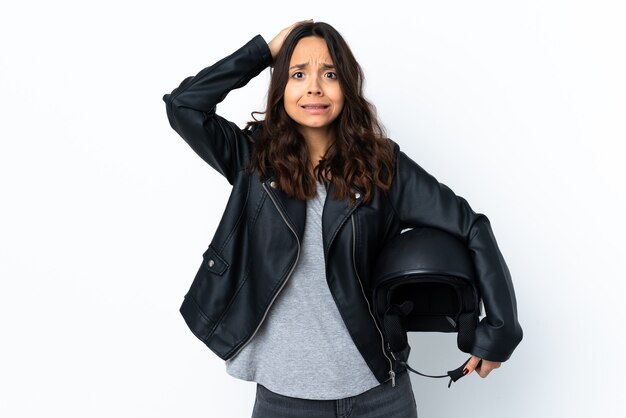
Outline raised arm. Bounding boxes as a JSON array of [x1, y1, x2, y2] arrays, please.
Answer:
[[162, 20, 313, 184], [387, 141, 523, 363], [162, 35, 272, 184]]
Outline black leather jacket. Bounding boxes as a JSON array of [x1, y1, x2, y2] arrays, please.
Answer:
[[162, 34, 523, 387]]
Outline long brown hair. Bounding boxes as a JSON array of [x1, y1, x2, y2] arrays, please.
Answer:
[[243, 21, 395, 205]]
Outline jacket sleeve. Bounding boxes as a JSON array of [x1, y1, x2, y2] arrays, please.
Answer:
[[388, 141, 523, 362], [162, 34, 272, 184]]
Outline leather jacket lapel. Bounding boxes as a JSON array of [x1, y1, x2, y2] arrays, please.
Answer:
[[262, 175, 306, 241], [322, 181, 364, 259], [263, 175, 365, 260]]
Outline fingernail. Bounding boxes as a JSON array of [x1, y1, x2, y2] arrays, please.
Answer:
[[463, 368, 469, 375]]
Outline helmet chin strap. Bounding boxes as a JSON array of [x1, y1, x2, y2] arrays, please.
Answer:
[[384, 300, 481, 388], [399, 357, 480, 388]]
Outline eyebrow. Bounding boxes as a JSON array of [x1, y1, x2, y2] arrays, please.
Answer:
[[289, 63, 336, 70]]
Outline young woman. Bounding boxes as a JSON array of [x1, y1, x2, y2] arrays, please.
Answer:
[[163, 20, 522, 418]]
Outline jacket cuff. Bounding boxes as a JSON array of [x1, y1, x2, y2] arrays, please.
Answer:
[[250, 34, 273, 69], [470, 324, 523, 362]]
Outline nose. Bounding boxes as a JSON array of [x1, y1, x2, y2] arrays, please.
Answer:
[[307, 76, 322, 95]]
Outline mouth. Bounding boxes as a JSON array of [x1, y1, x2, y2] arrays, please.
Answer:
[[301, 105, 330, 109], [300, 104, 331, 114]]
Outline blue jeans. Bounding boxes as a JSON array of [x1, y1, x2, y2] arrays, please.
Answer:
[[251, 370, 418, 418]]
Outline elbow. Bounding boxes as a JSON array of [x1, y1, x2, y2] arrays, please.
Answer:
[[163, 94, 182, 134], [468, 213, 490, 242]]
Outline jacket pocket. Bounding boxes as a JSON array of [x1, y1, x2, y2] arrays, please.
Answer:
[[203, 244, 229, 275], [184, 243, 235, 334]]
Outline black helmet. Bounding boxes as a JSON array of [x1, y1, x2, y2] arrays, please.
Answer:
[[371, 227, 484, 388]]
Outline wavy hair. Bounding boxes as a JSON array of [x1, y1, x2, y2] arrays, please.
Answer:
[[243, 21, 395, 205]]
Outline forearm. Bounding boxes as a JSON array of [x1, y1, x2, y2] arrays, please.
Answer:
[[388, 144, 523, 362], [161, 34, 272, 182], [163, 34, 272, 117]]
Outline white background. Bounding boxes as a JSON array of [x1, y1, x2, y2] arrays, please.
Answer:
[[1, 1, 624, 417]]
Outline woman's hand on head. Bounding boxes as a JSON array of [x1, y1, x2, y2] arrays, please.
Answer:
[[268, 19, 314, 62], [464, 355, 501, 378]]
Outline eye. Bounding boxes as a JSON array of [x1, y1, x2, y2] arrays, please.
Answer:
[[292, 71, 304, 79], [325, 72, 338, 79]]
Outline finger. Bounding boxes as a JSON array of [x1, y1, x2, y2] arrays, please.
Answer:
[[479, 360, 501, 378], [269, 20, 315, 63], [477, 362, 490, 378], [288, 19, 313, 31], [463, 355, 482, 376]]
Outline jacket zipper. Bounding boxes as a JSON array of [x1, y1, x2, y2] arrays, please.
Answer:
[[351, 214, 396, 388], [226, 182, 301, 360]]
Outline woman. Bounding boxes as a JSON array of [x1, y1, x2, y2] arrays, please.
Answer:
[[163, 19, 522, 417]]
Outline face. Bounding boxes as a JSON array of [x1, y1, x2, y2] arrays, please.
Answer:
[[283, 36, 345, 137]]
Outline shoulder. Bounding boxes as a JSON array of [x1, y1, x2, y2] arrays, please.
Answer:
[[386, 138, 437, 186], [243, 120, 264, 142], [386, 137, 401, 158]]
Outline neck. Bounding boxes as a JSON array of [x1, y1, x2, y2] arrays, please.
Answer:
[[299, 126, 334, 168]]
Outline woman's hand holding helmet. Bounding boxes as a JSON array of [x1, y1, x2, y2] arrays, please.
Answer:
[[464, 355, 502, 378]]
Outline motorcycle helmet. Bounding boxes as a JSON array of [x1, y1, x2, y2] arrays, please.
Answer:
[[371, 226, 484, 388]]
